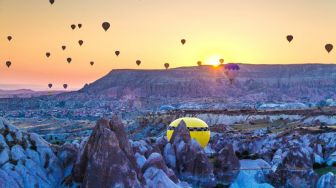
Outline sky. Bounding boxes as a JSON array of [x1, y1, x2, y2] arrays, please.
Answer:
[[0, 0, 335, 90]]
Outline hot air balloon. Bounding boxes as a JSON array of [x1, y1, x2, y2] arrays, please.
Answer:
[[219, 58, 224, 65], [62, 45, 66, 50], [115, 51, 120, 56], [71, 24, 76, 30], [63, 84, 68, 89], [136, 60, 141, 66], [78, 24, 82, 29], [48, 83, 53, 88], [5, 61, 11, 68], [102, 22, 110, 31], [67, 57, 72, 63], [46, 52, 51, 58], [49, 0, 55, 5], [167, 117, 210, 148], [325, 44, 333, 53], [223, 63, 240, 84], [90, 61, 94, 66], [181, 39, 186, 45], [197, 61, 202, 66], [78, 40, 84, 46], [7, 36, 12, 41], [286, 35, 293, 43], [164, 63, 170, 70]]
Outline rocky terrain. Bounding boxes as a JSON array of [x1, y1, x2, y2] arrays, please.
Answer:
[[0, 118, 65, 187], [0, 65, 336, 187], [0, 65, 335, 126], [1, 114, 336, 188], [130, 107, 336, 141]]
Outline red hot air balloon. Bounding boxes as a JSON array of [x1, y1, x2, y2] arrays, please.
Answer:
[[325, 44, 333, 53], [164, 63, 170, 70], [48, 83, 53, 88], [7, 36, 12, 41], [286, 35, 293, 43], [181, 39, 186, 45], [102, 22, 110, 31], [67, 57, 72, 63], [90, 61, 94, 66], [223, 63, 240, 84], [71, 24, 76, 30], [197, 61, 202, 66], [63, 84, 68, 89], [46, 52, 51, 58], [115, 51, 120, 56], [62, 45, 66, 50], [49, 0, 55, 5], [5, 61, 11, 68], [78, 40, 84, 46], [136, 60, 141, 66]]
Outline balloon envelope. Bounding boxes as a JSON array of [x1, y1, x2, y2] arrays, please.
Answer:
[[287, 35, 293, 43], [63, 84, 68, 89], [115, 51, 120, 56], [102, 22, 110, 31], [62, 45, 66, 50], [197, 61, 202, 66], [325, 44, 333, 53], [181, 39, 186, 45], [167, 117, 210, 148], [78, 40, 84, 46], [223, 63, 240, 83], [71, 24, 76, 30], [219, 59, 224, 64], [7, 36, 12, 41], [49, 0, 54, 5], [164, 63, 170, 69], [136, 60, 141, 66], [5, 61, 11, 68], [46, 52, 51, 58], [48, 83, 53, 88], [67, 58, 72, 63], [90, 61, 94, 66], [78, 24, 82, 28]]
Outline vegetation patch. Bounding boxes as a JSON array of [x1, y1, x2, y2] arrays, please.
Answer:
[[314, 166, 336, 177]]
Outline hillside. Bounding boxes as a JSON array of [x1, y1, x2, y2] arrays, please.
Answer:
[[77, 64, 336, 102]]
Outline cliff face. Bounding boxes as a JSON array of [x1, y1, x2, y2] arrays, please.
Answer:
[[79, 64, 336, 102]]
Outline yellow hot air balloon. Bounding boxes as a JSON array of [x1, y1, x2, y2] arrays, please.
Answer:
[[167, 117, 210, 148]]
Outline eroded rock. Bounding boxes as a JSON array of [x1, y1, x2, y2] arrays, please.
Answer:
[[170, 120, 216, 187], [73, 117, 143, 188], [213, 144, 240, 185]]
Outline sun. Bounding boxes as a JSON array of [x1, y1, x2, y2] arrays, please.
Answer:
[[205, 55, 222, 67]]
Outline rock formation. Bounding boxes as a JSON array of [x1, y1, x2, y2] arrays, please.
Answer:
[[168, 120, 216, 187], [2, 114, 336, 188], [73, 117, 143, 188], [142, 152, 180, 188], [213, 144, 240, 185], [317, 172, 336, 188], [0, 117, 63, 188], [268, 145, 318, 188]]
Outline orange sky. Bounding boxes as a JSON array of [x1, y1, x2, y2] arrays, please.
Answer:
[[0, 0, 335, 90]]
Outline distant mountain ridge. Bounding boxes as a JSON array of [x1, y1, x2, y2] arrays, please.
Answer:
[[78, 64, 336, 103]]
